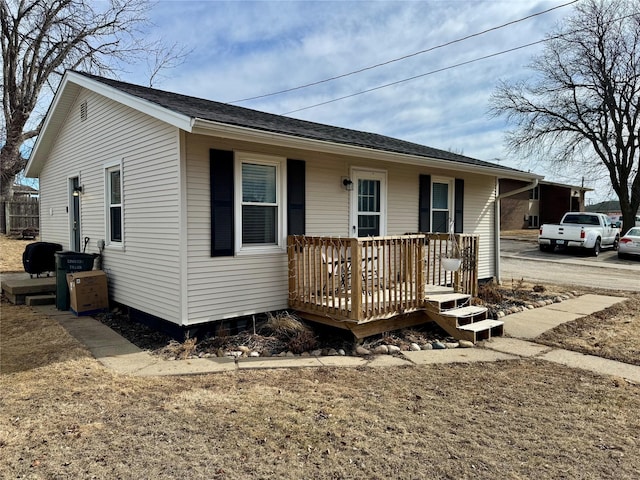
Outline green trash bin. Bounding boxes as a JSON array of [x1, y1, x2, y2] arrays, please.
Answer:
[[55, 252, 97, 310]]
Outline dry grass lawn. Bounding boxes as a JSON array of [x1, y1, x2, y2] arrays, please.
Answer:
[[2, 234, 640, 478], [0, 234, 36, 272]]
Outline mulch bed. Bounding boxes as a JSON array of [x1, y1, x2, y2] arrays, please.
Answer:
[[94, 281, 574, 359]]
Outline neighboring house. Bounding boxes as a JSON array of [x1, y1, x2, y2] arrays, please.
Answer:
[[499, 179, 591, 230], [585, 201, 639, 223], [26, 71, 541, 335], [586, 200, 622, 215], [10, 184, 39, 198]]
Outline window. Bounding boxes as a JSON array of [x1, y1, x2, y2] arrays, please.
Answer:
[[418, 175, 463, 234], [528, 215, 539, 228], [235, 153, 284, 250], [106, 165, 122, 244], [357, 178, 381, 236], [432, 178, 453, 233]]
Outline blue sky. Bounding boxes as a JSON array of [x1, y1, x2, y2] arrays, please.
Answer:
[[117, 0, 608, 203]]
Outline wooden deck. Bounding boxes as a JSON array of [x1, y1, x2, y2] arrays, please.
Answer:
[[287, 234, 480, 336]]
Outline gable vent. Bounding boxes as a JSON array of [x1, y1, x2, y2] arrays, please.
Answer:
[[80, 101, 88, 121]]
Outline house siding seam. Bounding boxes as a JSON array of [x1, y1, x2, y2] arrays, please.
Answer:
[[38, 90, 183, 324]]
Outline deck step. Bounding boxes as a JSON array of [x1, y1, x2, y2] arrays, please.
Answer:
[[458, 319, 504, 342], [424, 285, 455, 295], [458, 319, 504, 332], [439, 305, 488, 318], [424, 293, 470, 304]]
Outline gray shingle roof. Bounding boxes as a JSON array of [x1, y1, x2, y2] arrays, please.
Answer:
[[77, 71, 523, 173]]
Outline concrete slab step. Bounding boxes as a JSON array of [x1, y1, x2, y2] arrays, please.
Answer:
[[26, 294, 56, 306]]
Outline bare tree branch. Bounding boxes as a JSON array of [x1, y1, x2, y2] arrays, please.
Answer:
[[0, 0, 189, 197], [490, 0, 640, 233]]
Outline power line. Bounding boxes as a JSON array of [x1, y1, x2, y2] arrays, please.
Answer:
[[229, 0, 579, 104], [279, 39, 548, 115], [280, 10, 639, 116]]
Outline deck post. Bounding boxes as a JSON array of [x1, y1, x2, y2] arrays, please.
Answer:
[[287, 236, 297, 303], [417, 236, 425, 303], [349, 237, 362, 321]]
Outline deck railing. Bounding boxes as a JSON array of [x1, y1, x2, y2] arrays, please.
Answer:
[[288, 234, 479, 322]]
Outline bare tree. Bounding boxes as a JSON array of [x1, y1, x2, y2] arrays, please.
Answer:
[[0, 0, 187, 198], [491, 0, 640, 234]]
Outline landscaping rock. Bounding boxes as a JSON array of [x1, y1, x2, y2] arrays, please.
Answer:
[[373, 345, 389, 354], [432, 341, 446, 350], [445, 342, 459, 349], [459, 340, 475, 348], [356, 346, 371, 356], [410, 343, 421, 351]]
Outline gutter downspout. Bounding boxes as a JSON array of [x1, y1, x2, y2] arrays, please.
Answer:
[[494, 178, 539, 284]]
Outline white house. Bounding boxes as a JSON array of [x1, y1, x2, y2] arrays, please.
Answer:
[[26, 71, 541, 337]]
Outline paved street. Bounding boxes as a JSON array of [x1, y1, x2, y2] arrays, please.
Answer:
[[500, 238, 640, 292]]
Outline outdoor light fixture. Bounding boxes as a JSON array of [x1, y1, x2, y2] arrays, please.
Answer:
[[73, 185, 83, 196], [342, 177, 353, 191]]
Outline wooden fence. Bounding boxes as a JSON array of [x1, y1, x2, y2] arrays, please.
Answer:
[[1, 197, 39, 235]]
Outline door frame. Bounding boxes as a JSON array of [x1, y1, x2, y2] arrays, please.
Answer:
[[68, 175, 81, 251], [349, 167, 387, 238]]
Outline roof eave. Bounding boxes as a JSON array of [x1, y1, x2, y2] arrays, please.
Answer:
[[25, 71, 194, 177], [191, 118, 542, 181]]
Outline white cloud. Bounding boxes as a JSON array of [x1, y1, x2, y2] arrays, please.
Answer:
[[123, 0, 611, 199]]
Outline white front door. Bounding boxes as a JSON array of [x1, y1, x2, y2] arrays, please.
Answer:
[[350, 169, 386, 237]]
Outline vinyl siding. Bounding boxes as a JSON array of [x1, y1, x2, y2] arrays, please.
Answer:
[[185, 133, 498, 324], [38, 90, 183, 323]]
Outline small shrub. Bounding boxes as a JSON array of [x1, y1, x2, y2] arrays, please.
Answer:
[[287, 329, 318, 354], [261, 311, 308, 336], [511, 278, 527, 297], [477, 281, 504, 303], [161, 337, 198, 359]]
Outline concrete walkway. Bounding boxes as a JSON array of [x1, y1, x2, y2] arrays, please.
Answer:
[[33, 294, 640, 383]]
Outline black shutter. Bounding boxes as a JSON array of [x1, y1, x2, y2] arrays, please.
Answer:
[[210, 149, 234, 257], [287, 159, 306, 235], [454, 178, 464, 233], [419, 174, 431, 232]]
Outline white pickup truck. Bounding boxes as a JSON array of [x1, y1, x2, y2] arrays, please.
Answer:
[[538, 212, 619, 256]]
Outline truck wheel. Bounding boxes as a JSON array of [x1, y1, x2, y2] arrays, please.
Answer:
[[592, 238, 601, 257], [613, 235, 619, 250]]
